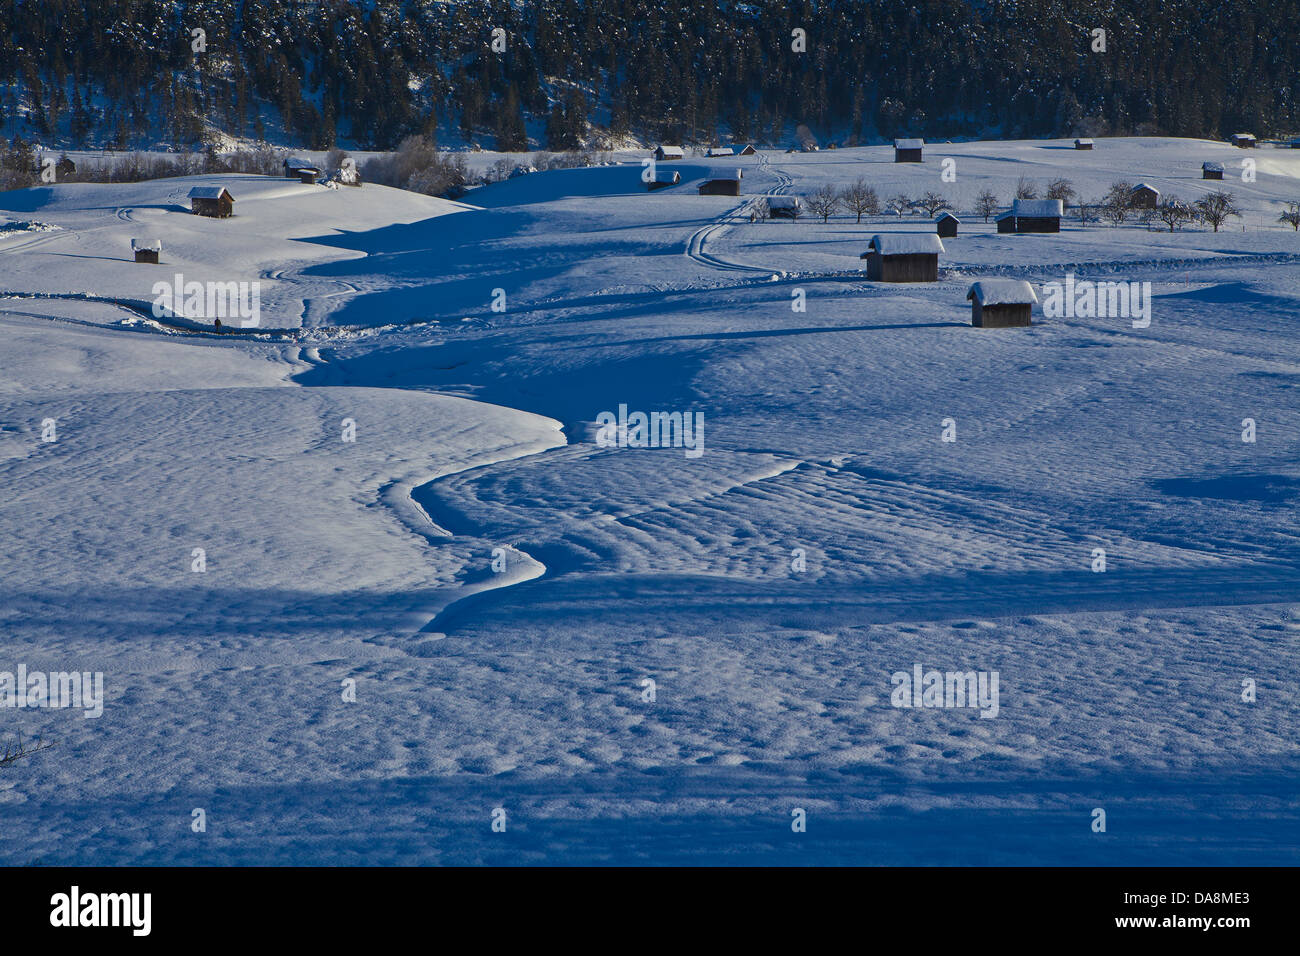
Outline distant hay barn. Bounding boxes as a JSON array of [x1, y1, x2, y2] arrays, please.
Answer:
[[894, 138, 924, 163], [1130, 183, 1160, 209], [188, 185, 234, 218], [284, 157, 322, 179], [654, 145, 685, 161], [995, 198, 1063, 233], [860, 233, 944, 282], [131, 238, 161, 264], [936, 212, 960, 238], [1074, 138, 1094, 150], [967, 280, 1037, 328], [698, 170, 742, 196], [1229, 133, 1257, 148], [1202, 161, 1224, 180], [767, 196, 799, 218], [1289, 137, 1300, 149], [738, 144, 757, 155], [707, 146, 735, 157], [648, 168, 680, 190]]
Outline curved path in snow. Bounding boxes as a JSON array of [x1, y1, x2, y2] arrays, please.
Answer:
[[683, 151, 796, 275]]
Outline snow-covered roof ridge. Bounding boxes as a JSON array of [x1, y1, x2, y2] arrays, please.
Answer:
[[1011, 198, 1063, 217], [936, 212, 960, 222], [187, 185, 234, 200], [131, 238, 161, 252], [1202, 161, 1224, 170], [894, 138, 924, 149], [968, 279, 1038, 305], [866, 233, 945, 255]]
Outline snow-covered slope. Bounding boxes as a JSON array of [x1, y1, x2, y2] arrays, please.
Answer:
[[1, 138, 1298, 864]]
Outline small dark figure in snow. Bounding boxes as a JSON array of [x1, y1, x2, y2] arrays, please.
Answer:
[[213, 318, 222, 333]]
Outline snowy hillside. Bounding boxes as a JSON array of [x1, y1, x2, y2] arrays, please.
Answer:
[[1, 136, 1298, 864]]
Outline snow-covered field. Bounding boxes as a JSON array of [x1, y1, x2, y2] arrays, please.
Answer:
[[2, 137, 1298, 865]]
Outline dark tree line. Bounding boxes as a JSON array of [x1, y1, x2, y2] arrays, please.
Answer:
[[0, 0, 1296, 151]]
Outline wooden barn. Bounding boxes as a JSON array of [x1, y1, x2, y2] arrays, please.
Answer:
[[699, 170, 742, 196], [767, 196, 799, 218], [995, 198, 1063, 233], [1074, 138, 1094, 150], [1202, 161, 1224, 180], [738, 144, 757, 155], [894, 138, 924, 163], [1130, 183, 1160, 209], [648, 168, 680, 190], [707, 146, 735, 157], [936, 212, 960, 238], [654, 145, 685, 161], [859, 233, 944, 282], [284, 157, 322, 179], [1289, 137, 1300, 149], [967, 280, 1037, 328], [131, 238, 161, 264], [1229, 133, 1257, 148], [188, 185, 234, 218]]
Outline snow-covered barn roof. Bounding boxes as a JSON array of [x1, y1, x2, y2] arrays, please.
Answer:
[[285, 157, 321, 171], [1010, 199, 1063, 218], [1131, 182, 1159, 193], [767, 196, 799, 208], [131, 238, 162, 252], [894, 138, 924, 149], [864, 233, 945, 256], [707, 147, 734, 156], [1074, 138, 1094, 145], [653, 168, 680, 183], [967, 279, 1038, 306], [936, 212, 960, 222], [187, 186, 234, 200], [656, 145, 684, 157], [1202, 161, 1224, 171], [1230, 132, 1256, 139]]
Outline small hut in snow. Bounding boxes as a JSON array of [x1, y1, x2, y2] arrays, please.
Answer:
[[1229, 133, 1257, 148], [936, 212, 960, 238], [655, 145, 685, 161], [131, 238, 161, 264], [699, 170, 742, 196], [707, 146, 735, 157], [996, 199, 1063, 233], [767, 196, 799, 219], [188, 186, 235, 218], [738, 144, 757, 155], [894, 138, 924, 163], [860, 234, 944, 282], [1074, 138, 1094, 150], [648, 168, 680, 190], [1130, 183, 1160, 209], [1289, 137, 1300, 149], [967, 280, 1037, 328], [284, 157, 322, 179], [1202, 161, 1224, 180]]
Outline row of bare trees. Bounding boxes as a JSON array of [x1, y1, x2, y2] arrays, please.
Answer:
[[774, 176, 1300, 233]]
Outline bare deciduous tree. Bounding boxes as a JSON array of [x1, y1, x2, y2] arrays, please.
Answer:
[[806, 184, 840, 222], [886, 193, 912, 216], [915, 190, 953, 217], [1015, 176, 1038, 199], [975, 189, 1000, 222], [1153, 195, 1194, 232], [1193, 190, 1241, 232], [840, 177, 880, 222], [1278, 202, 1300, 231], [1046, 177, 1076, 206], [1101, 180, 1134, 224]]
